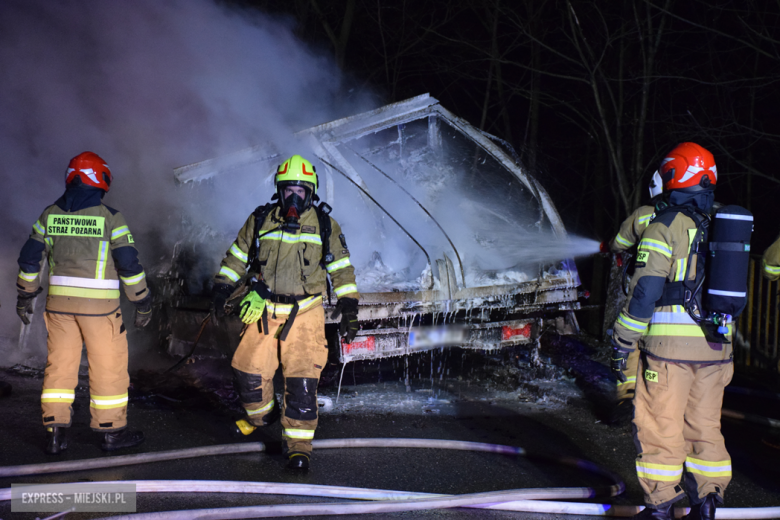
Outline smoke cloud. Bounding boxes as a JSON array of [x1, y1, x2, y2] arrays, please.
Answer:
[[0, 0, 599, 370], [0, 0, 376, 365]]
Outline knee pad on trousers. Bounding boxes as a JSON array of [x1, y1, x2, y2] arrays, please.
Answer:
[[285, 377, 318, 421], [233, 368, 263, 403]]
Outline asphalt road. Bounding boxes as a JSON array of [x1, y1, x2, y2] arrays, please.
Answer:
[[0, 347, 778, 520]]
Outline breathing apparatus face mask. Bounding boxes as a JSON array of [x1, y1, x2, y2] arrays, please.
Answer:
[[283, 191, 307, 216], [278, 186, 311, 231]]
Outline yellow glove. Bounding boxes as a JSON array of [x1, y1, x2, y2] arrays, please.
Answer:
[[239, 291, 266, 324]]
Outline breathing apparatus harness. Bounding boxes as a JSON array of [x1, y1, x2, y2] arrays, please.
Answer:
[[653, 203, 753, 344], [246, 200, 334, 272], [242, 200, 334, 340]]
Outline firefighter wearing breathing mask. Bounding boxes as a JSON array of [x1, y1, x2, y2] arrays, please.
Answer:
[[611, 143, 734, 520], [212, 154, 359, 470]]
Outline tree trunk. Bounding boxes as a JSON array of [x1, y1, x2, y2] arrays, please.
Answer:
[[309, 0, 356, 71]]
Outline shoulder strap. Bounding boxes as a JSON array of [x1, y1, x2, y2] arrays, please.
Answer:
[[247, 203, 276, 272], [315, 202, 333, 266], [315, 202, 334, 304], [654, 205, 710, 319]]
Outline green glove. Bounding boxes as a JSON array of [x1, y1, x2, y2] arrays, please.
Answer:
[[239, 291, 266, 324]]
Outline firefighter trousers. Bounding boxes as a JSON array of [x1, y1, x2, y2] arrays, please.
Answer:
[[42, 310, 130, 432], [633, 354, 733, 507], [231, 304, 328, 456], [616, 346, 640, 400]]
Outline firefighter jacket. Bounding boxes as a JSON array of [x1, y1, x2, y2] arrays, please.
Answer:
[[762, 234, 780, 281], [609, 205, 656, 253], [215, 204, 359, 315], [16, 186, 149, 316], [612, 194, 732, 364]]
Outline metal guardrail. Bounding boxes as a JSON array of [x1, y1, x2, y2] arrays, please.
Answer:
[[736, 256, 779, 372]]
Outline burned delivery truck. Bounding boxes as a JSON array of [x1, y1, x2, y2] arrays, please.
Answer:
[[159, 94, 583, 368]]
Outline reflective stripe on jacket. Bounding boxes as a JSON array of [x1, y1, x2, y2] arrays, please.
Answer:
[[214, 205, 359, 312], [612, 209, 733, 363], [609, 205, 656, 252], [763, 234, 780, 281], [17, 204, 148, 315]]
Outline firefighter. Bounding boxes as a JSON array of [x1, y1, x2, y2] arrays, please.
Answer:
[[761, 236, 780, 450], [609, 171, 664, 255], [762, 234, 780, 281], [609, 172, 664, 402], [610, 143, 732, 520], [16, 151, 151, 454], [213, 154, 359, 471]]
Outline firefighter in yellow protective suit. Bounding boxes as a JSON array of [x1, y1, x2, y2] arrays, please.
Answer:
[[16, 152, 151, 454], [611, 143, 732, 520], [213, 154, 359, 470], [761, 236, 780, 450], [762, 235, 780, 281], [609, 172, 663, 401]]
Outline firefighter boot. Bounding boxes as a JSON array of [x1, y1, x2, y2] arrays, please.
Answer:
[[230, 401, 281, 437], [45, 427, 68, 455], [287, 453, 310, 470], [634, 502, 673, 520], [231, 419, 257, 438], [682, 493, 718, 520], [101, 429, 145, 451]]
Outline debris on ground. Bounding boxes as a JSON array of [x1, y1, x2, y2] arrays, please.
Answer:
[[7, 364, 44, 378]]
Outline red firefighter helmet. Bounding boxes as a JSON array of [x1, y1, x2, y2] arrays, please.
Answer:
[[65, 151, 112, 192], [660, 142, 717, 191]]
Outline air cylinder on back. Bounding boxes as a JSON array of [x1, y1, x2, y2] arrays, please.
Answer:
[[704, 205, 753, 317]]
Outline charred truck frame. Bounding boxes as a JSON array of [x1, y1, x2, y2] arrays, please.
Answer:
[[164, 94, 582, 369]]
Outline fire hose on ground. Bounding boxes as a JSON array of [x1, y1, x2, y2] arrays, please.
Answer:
[[2, 438, 780, 519]]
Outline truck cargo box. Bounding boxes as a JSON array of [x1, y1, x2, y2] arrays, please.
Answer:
[[161, 94, 582, 364]]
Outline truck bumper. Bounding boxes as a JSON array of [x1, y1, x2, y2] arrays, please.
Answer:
[[340, 318, 542, 363]]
